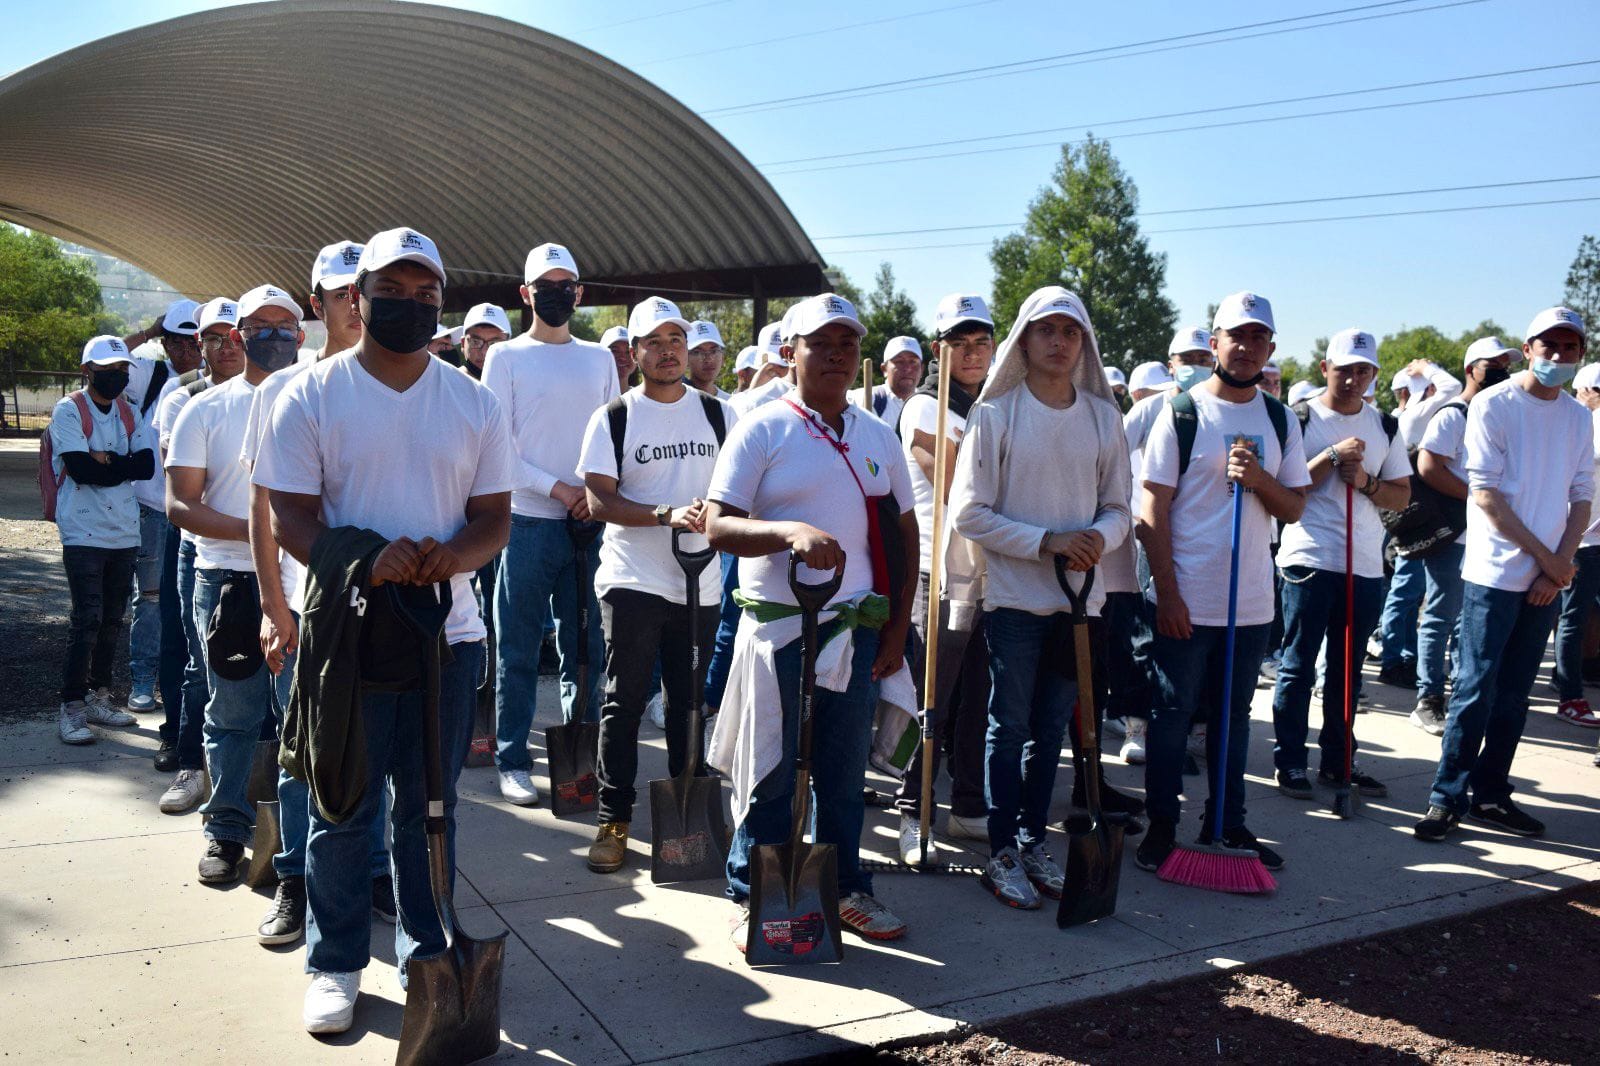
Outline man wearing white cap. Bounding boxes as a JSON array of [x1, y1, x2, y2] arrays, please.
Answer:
[[733, 345, 760, 392], [729, 320, 795, 414], [483, 242, 618, 807], [1414, 308, 1591, 842], [254, 227, 515, 1033], [706, 291, 917, 943], [1407, 336, 1517, 734], [851, 335, 923, 427], [306, 241, 365, 357], [50, 336, 155, 745], [1270, 329, 1410, 800], [1551, 360, 1600, 728], [1104, 365, 1129, 408], [460, 302, 512, 380], [576, 297, 735, 873], [1260, 360, 1282, 399], [1128, 361, 1173, 401], [601, 324, 635, 390], [686, 319, 730, 398], [1136, 292, 1309, 873]]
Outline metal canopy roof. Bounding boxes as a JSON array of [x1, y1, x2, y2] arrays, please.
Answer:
[[0, 0, 826, 311]]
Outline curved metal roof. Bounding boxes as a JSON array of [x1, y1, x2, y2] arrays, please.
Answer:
[[0, 0, 825, 310]]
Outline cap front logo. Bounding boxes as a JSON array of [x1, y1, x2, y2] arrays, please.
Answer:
[[399, 232, 424, 250], [957, 297, 975, 313], [547, 247, 562, 261], [341, 247, 360, 265], [221, 303, 235, 316], [1558, 309, 1580, 324], [109, 339, 125, 352], [825, 296, 847, 314], [1240, 294, 1257, 310], [1352, 334, 1368, 349]]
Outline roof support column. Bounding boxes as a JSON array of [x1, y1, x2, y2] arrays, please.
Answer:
[[750, 273, 767, 345]]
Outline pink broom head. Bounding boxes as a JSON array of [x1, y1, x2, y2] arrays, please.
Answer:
[[1157, 841, 1277, 895]]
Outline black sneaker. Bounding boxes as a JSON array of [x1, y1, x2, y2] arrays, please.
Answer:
[[538, 635, 560, 676], [197, 839, 246, 884], [1318, 768, 1388, 797], [1467, 800, 1545, 838], [1200, 825, 1285, 871], [371, 873, 397, 924], [1413, 805, 1459, 841], [1375, 661, 1417, 689], [1134, 819, 1176, 872], [258, 875, 306, 945], [1410, 695, 1447, 736], [154, 739, 178, 773], [1277, 768, 1314, 799]]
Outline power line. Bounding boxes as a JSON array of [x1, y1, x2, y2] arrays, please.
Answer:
[[572, 1, 734, 34], [703, 0, 1485, 116]]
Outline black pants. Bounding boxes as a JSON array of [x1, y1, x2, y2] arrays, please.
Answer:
[[61, 545, 137, 704], [595, 588, 718, 824], [895, 571, 991, 820], [1103, 590, 1153, 721]]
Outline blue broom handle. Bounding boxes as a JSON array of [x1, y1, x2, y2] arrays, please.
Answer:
[[1212, 480, 1245, 842]]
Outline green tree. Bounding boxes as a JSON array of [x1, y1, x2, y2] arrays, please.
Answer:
[[859, 262, 924, 367], [989, 136, 1177, 373], [0, 224, 118, 385], [1564, 234, 1600, 328]]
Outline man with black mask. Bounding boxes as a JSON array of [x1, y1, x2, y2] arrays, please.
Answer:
[[482, 242, 619, 807]]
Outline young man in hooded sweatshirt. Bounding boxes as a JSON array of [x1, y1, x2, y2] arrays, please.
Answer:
[[949, 286, 1132, 910]]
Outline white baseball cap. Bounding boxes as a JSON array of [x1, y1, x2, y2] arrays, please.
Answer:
[[788, 292, 866, 339], [159, 298, 200, 337], [1103, 366, 1127, 388], [883, 335, 923, 363], [1287, 380, 1323, 405], [196, 297, 239, 333], [357, 228, 445, 285], [1464, 336, 1518, 368], [311, 241, 364, 291], [432, 322, 454, 342], [600, 326, 629, 349], [1392, 370, 1423, 395], [1574, 363, 1600, 390], [627, 296, 691, 342], [1524, 306, 1586, 344], [1168, 326, 1212, 357], [1212, 291, 1276, 333], [237, 284, 303, 323], [1325, 328, 1379, 369], [1129, 361, 1173, 391], [734, 346, 760, 372], [450, 325, 464, 346], [525, 242, 580, 283], [1025, 290, 1090, 328], [81, 335, 133, 366], [934, 292, 994, 335], [688, 320, 724, 350], [1263, 360, 1281, 373], [778, 305, 800, 343], [462, 303, 512, 335], [758, 321, 787, 359], [1364, 379, 1376, 399]]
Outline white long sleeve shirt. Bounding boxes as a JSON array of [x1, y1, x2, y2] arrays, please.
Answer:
[[1398, 362, 1464, 448]]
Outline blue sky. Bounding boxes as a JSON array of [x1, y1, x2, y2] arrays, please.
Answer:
[[5, 0, 1599, 362]]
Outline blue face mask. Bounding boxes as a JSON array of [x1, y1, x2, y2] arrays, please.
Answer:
[[1173, 364, 1212, 392], [1530, 357, 1578, 388]]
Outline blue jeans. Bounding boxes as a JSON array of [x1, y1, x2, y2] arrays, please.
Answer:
[[704, 552, 741, 711], [128, 503, 166, 690], [493, 515, 604, 772], [156, 523, 203, 768], [1417, 543, 1466, 698], [193, 569, 278, 846], [726, 625, 879, 904], [983, 608, 1075, 854], [1272, 567, 1383, 775], [1379, 554, 1426, 669], [1429, 582, 1557, 812], [175, 541, 210, 766], [305, 641, 482, 976], [1552, 545, 1600, 701], [1146, 623, 1271, 832]]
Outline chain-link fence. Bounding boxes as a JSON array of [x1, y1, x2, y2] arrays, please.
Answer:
[[2, 371, 82, 436]]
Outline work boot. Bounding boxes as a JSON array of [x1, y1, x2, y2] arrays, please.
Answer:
[[587, 822, 629, 873]]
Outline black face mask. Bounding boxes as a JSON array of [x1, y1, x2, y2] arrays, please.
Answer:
[[1216, 364, 1264, 389], [533, 286, 577, 327], [1478, 365, 1511, 389], [90, 367, 130, 400], [362, 297, 439, 353], [244, 328, 299, 373]]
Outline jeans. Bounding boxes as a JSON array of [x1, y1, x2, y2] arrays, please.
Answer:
[[1271, 566, 1383, 775], [1146, 623, 1271, 832], [1418, 543, 1466, 699], [60, 545, 137, 704], [1379, 554, 1426, 669], [1430, 581, 1557, 812], [128, 504, 166, 690], [305, 641, 482, 976], [726, 625, 879, 904], [175, 541, 210, 767], [1552, 544, 1600, 700], [595, 589, 718, 823], [983, 607, 1075, 854], [1103, 590, 1152, 720], [493, 515, 604, 772], [704, 552, 741, 711], [156, 523, 203, 768]]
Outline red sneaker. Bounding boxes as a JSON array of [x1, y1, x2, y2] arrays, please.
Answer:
[[1557, 699, 1600, 728]]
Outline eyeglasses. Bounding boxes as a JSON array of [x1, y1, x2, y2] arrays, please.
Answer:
[[241, 325, 297, 340], [200, 335, 242, 353], [531, 279, 579, 295], [463, 336, 498, 350]]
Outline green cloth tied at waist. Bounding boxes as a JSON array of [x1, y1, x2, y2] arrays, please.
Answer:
[[732, 589, 891, 634]]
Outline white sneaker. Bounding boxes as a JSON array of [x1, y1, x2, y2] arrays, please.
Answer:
[[303, 970, 359, 1034], [85, 688, 135, 727], [498, 769, 540, 806], [647, 690, 666, 730], [127, 684, 157, 713], [1101, 716, 1126, 739], [945, 812, 987, 841], [58, 702, 92, 745], [1258, 657, 1279, 685], [1120, 718, 1147, 765], [159, 769, 207, 814], [897, 815, 925, 865]]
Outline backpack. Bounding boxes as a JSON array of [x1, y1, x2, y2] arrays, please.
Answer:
[[39, 391, 136, 521], [140, 361, 169, 417], [1170, 388, 1289, 478], [1380, 400, 1469, 559], [604, 391, 727, 484]]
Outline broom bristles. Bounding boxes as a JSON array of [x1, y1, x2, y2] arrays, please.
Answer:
[[1157, 842, 1277, 895]]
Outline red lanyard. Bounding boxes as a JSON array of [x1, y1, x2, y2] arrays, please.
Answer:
[[783, 399, 872, 501]]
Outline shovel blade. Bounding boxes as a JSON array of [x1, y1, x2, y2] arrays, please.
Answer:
[[246, 739, 280, 806], [648, 776, 729, 884], [397, 929, 508, 1066], [245, 800, 281, 889], [1056, 821, 1125, 928], [464, 684, 495, 768], [545, 721, 599, 818], [746, 842, 842, 966], [1330, 786, 1358, 820]]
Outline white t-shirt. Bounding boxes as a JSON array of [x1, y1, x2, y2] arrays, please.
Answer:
[[1397, 363, 1464, 448], [576, 387, 735, 604], [850, 383, 906, 431], [1141, 389, 1311, 627], [1461, 379, 1595, 591], [157, 378, 212, 544], [729, 375, 792, 417], [1418, 401, 1470, 485], [252, 353, 519, 643], [481, 335, 618, 520], [1122, 389, 1171, 488], [1277, 400, 1412, 579], [708, 397, 914, 608], [48, 395, 157, 550], [237, 360, 317, 607], [898, 392, 966, 574], [165, 376, 262, 576], [1585, 408, 1600, 548], [128, 358, 172, 511]]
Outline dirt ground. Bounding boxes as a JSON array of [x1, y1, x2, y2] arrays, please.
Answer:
[[864, 882, 1600, 1066]]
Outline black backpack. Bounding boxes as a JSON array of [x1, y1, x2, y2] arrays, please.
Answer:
[[1379, 401, 1468, 559], [1170, 388, 1290, 479], [605, 391, 728, 484]]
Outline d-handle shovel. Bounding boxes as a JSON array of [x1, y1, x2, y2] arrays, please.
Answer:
[[396, 582, 508, 1066], [1053, 560, 1125, 928], [747, 553, 846, 966], [245, 737, 282, 888], [1331, 482, 1359, 821], [546, 516, 605, 818], [649, 529, 731, 884]]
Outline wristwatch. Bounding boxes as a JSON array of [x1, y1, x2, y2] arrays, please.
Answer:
[[654, 504, 672, 526], [1326, 446, 1341, 469]]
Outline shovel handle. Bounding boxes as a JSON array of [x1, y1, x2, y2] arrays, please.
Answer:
[[672, 528, 717, 581], [675, 529, 715, 778], [786, 552, 842, 853], [1053, 556, 1096, 623], [788, 551, 844, 615], [1055, 558, 1103, 817], [566, 515, 604, 552]]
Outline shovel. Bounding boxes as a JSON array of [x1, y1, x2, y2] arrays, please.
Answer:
[[1331, 482, 1359, 821], [396, 582, 507, 1066], [466, 567, 496, 769], [245, 736, 281, 888], [546, 517, 604, 818], [747, 553, 845, 966], [649, 529, 730, 884], [1054, 559, 1124, 927]]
